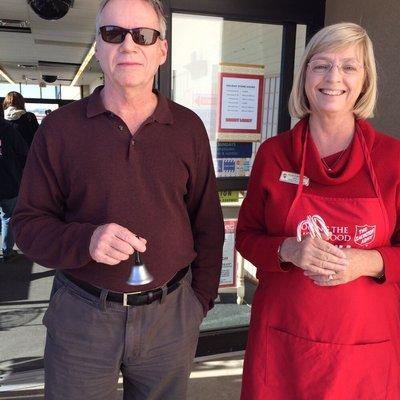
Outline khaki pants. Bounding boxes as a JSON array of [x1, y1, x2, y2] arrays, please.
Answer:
[[43, 269, 204, 400]]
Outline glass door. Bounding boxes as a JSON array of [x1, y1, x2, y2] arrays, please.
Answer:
[[172, 14, 284, 332], [169, 13, 308, 355]]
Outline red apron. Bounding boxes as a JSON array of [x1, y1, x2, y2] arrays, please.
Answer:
[[241, 126, 400, 400]]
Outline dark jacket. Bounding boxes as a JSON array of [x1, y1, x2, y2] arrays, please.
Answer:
[[0, 120, 29, 199], [9, 112, 39, 147]]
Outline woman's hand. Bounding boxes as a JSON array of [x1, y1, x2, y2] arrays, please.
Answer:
[[280, 236, 348, 276], [304, 248, 384, 286]]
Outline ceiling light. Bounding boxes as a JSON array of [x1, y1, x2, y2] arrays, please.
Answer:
[[0, 67, 15, 84], [22, 75, 38, 80], [70, 42, 96, 86], [0, 19, 29, 27], [38, 60, 80, 68], [0, 25, 31, 34], [18, 64, 37, 69]]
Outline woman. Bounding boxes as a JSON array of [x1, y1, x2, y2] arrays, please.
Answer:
[[0, 107, 28, 262], [3, 91, 39, 148], [236, 22, 400, 399]]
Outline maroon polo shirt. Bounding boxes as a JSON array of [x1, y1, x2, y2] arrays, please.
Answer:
[[12, 86, 224, 312]]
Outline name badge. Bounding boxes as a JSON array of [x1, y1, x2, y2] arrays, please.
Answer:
[[279, 171, 310, 186]]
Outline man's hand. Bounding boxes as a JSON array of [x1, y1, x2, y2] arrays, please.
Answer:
[[280, 236, 348, 276], [89, 223, 147, 265]]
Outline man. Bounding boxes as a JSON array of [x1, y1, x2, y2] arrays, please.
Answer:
[[0, 112, 27, 263], [12, 0, 224, 399]]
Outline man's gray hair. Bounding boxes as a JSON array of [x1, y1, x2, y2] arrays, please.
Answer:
[[95, 0, 167, 39]]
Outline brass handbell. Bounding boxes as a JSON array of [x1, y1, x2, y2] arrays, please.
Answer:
[[127, 250, 153, 286]]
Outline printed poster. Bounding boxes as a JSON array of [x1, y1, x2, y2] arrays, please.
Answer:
[[219, 219, 237, 288], [217, 63, 265, 142], [216, 142, 253, 177]]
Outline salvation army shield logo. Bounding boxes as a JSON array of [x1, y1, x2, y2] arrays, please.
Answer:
[[354, 224, 376, 246]]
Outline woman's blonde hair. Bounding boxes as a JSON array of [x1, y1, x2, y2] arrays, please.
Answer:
[[289, 22, 377, 119]]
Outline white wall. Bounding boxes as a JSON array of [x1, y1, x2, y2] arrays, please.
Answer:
[[325, 0, 400, 137]]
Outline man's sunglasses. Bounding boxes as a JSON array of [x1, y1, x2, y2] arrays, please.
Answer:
[[99, 26, 161, 45]]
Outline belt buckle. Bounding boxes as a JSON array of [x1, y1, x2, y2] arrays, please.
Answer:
[[122, 290, 143, 307]]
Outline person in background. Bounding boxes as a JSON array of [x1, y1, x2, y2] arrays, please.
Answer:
[[0, 107, 28, 263], [12, 0, 224, 399], [3, 91, 39, 148], [236, 22, 400, 399]]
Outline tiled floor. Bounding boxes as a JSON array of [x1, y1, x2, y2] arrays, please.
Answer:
[[0, 354, 244, 399], [188, 354, 243, 400], [0, 253, 245, 399]]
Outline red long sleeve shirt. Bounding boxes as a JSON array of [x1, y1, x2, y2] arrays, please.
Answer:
[[12, 87, 224, 312], [236, 118, 400, 284]]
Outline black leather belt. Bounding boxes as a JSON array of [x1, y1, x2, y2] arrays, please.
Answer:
[[63, 266, 189, 307]]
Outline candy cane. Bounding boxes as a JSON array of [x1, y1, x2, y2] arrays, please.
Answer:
[[296, 214, 331, 242]]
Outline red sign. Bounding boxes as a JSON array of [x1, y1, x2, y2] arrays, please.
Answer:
[[354, 224, 376, 247]]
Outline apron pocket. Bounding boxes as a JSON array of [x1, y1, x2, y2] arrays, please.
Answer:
[[266, 326, 391, 400]]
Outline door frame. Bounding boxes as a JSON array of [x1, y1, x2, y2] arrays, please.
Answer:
[[159, 0, 325, 131], [157, 0, 326, 356]]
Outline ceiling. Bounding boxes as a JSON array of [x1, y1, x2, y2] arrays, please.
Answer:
[[0, 0, 103, 87]]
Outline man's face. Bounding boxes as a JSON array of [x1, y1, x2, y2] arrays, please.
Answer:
[[95, 0, 167, 92]]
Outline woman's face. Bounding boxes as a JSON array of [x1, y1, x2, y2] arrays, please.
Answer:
[[305, 45, 365, 119]]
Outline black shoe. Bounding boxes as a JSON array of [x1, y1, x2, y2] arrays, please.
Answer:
[[0, 250, 19, 263]]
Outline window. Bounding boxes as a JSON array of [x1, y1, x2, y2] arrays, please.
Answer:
[[0, 83, 21, 97], [60, 85, 81, 100]]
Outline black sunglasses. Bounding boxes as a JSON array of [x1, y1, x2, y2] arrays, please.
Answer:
[[99, 26, 161, 45]]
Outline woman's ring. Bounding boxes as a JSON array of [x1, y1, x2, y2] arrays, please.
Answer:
[[328, 274, 334, 281]]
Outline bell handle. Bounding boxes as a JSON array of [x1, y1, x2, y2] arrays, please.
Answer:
[[134, 250, 142, 265]]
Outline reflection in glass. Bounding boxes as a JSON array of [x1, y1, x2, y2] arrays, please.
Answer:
[[172, 14, 286, 332]]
